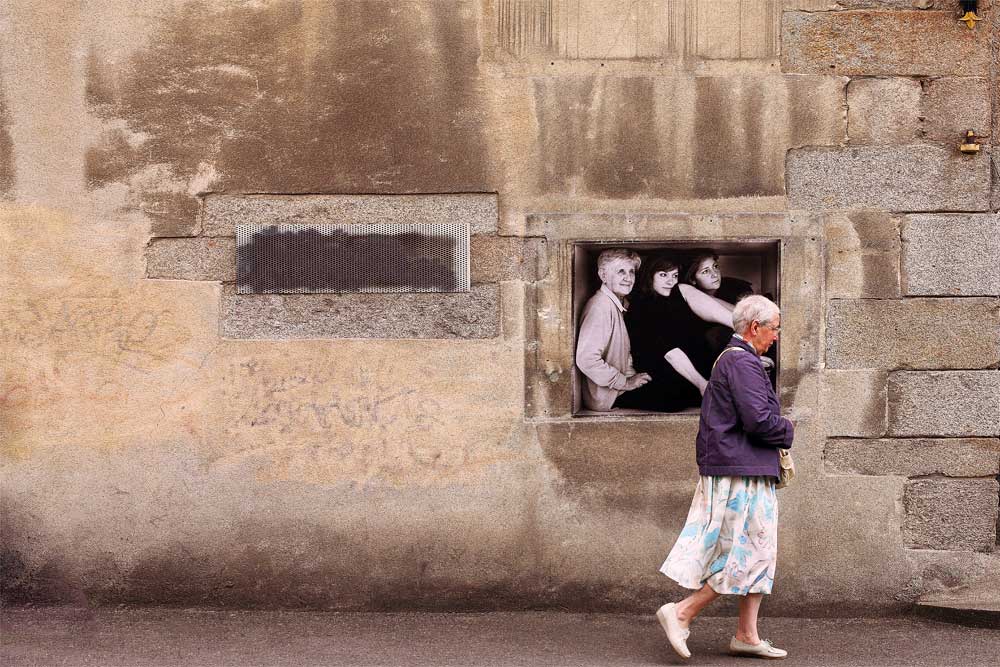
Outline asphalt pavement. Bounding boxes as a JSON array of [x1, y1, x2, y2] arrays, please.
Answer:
[[2, 607, 998, 667]]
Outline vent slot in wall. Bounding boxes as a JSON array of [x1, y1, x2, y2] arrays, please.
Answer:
[[236, 223, 470, 294]]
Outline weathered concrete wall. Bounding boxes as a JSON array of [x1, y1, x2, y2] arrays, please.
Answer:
[[1, 0, 998, 616]]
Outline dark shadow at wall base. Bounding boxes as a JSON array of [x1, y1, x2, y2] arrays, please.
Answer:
[[911, 602, 1000, 629]]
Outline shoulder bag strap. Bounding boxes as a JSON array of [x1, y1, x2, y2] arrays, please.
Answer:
[[711, 346, 746, 373]]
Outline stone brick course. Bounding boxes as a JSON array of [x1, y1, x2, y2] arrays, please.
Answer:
[[903, 478, 999, 551], [827, 298, 999, 369], [822, 1, 994, 8], [846, 77, 991, 146], [821, 370, 888, 437], [889, 371, 1000, 437], [146, 237, 236, 282], [826, 438, 1000, 477], [847, 78, 921, 144], [901, 214, 1000, 296], [787, 146, 990, 211], [782, 11, 992, 76], [146, 234, 545, 286], [201, 194, 499, 237], [824, 212, 900, 298], [220, 284, 500, 339], [921, 77, 991, 143], [469, 236, 547, 283]]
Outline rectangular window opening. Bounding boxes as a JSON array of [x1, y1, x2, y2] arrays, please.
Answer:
[[572, 240, 781, 417]]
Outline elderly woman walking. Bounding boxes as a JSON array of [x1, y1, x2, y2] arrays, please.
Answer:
[[656, 295, 793, 660]]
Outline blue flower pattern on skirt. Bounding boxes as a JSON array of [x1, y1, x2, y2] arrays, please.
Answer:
[[660, 476, 777, 595]]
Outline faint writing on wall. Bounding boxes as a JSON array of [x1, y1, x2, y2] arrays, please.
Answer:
[[216, 359, 462, 481], [1, 297, 188, 372], [497, 0, 779, 60]]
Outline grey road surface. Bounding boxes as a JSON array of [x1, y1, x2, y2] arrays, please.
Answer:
[[2, 608, 998, 667]]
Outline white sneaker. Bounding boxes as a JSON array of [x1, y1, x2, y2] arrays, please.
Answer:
[[729, 637, 787, 659], [656, 603, 691, 659]]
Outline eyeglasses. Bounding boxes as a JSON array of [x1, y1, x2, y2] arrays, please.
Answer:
[[757, 321, 781, 333]]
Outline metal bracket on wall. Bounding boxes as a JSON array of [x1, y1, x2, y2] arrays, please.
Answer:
[[959, 1, 981, 29]]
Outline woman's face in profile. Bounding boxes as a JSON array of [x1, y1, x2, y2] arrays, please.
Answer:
[[652, 268, 679, 296], [693, 258, 721, 292]]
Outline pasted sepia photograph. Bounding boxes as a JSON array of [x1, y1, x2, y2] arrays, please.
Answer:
[[574, 242, 779, 415]]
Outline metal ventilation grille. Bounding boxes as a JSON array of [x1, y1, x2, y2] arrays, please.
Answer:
[[236, 223, 470, 294]]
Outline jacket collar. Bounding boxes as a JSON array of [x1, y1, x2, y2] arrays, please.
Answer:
[[730, 334, 758, 356], [600, 284, 627, 313]]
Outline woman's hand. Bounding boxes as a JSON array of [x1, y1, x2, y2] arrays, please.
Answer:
[[624, 373, 652, 391]]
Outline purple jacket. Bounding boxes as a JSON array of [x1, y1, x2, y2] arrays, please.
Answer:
[[696, 336, 794, 478]]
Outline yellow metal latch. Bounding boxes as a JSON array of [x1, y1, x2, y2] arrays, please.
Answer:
[[959, 131, 981, 155], [959, 10, 981, 29]]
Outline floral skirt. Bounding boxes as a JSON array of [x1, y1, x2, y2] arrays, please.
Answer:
[[659, 475, 778, 595]]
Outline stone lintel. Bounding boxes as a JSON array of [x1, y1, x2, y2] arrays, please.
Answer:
[[202, 194, 499, 237], [220, 284, 500, 340]]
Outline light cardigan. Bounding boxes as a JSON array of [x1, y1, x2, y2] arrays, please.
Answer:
[[575, 285, 636, 411]]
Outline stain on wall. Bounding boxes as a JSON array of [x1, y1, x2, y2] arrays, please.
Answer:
[[86, 1, 491, 213], [537, 420, 700, 528], [530, 75, 827, 199], [0, 67, 14, 197], [497, 0, 780, 61], [0, 502, 78, 606], [693, 77, 773, 198], [532, 77, 674, 198]]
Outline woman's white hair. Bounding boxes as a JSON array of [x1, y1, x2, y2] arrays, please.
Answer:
[[597, 248, 641, 271], [732, 295, 780, 334]]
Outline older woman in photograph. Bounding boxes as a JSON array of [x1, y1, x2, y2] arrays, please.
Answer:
[[655, 295, 793, 660], [624, 255, 735, 408], [575, 248, 652, 411]]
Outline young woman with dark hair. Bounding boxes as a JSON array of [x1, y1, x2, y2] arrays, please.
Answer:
[[622, 254, 735, 410]]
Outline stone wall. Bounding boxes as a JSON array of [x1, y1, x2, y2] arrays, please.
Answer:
[[1, 0, 997, 615]]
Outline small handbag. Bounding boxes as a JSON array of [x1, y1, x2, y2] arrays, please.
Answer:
[[776, 448, 795, 490]]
